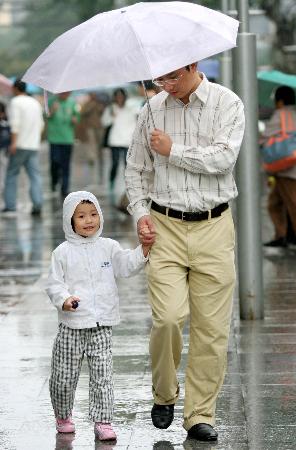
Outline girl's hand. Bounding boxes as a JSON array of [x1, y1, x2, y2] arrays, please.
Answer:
[[137, 216, 156, 246], [63, 296, 80, 312]]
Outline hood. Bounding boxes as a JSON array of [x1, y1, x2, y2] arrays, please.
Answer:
[[62, 191, 104, 244]]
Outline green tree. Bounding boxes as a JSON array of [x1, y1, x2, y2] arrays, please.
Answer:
[[54, 0, 115, 22]]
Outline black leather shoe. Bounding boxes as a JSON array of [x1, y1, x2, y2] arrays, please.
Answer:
[[151, 404, 174, 429], [187, 423, 218, 441]]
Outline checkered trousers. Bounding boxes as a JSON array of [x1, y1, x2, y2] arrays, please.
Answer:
[[49, 323, 114, 422]]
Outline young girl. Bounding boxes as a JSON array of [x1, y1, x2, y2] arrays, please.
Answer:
[[45, 191, 152, 441]]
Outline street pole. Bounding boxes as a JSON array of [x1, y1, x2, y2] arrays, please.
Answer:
[[220, 0, 232, 89], [233, 0, 264, 319]]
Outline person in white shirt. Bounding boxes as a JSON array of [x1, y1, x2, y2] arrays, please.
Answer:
[[101, 88, 139, 191], [125, 63, 245, 442], [45, 190, 153, 440], [2, 79, 44, 216]]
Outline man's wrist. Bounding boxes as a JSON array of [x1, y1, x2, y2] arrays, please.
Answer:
[[169, 142, 184, 166], [133, 208, 150, 224]]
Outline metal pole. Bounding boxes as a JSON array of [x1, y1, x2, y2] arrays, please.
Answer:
[[220, 0, 232, 89], [233, 0, 264, 319], [237, 0, 250, 32]]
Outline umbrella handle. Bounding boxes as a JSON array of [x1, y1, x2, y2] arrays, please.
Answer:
[[141, 81, 155, 129], [43, 89, 49, 116]]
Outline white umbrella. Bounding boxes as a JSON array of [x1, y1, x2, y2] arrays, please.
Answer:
[[23, 2, 238, 94]]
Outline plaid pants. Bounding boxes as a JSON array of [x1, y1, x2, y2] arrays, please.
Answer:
[[49, 323, 113, 422]]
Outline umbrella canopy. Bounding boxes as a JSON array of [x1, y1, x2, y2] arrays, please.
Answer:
[[23, 1, 238, 94], [0, 74, 12, 96], [257, 70, 296, 108]]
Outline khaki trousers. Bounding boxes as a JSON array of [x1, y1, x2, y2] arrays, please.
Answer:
[[146, 208, 235, 430]]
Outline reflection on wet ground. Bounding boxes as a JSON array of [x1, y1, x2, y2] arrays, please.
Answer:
[[0, 145, 296, 449]]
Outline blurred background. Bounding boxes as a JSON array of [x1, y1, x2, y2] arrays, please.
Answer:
[[1, 0, 296, 114], [0, 0, 295, 87]]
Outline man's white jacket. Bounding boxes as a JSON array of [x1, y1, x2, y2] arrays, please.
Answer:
[[45, 191, 147, 329]]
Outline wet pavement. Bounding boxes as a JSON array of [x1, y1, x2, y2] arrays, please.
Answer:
[[1, 143, 296, 450]]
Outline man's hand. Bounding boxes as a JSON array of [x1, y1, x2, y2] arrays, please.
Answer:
[[62, 296, 80, 312], [8, 143, 17, 155], [9, 133, 17, 155], [137, 215, 156, 246], [150, 129, 172, 156], [50, 102, 59, 114]]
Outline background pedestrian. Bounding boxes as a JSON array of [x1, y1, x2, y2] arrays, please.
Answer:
[[78, 92, 105, 170], [1, 79, 44, 216], [261, 85, 296, 247], [101, 88, 139, 194], [46, 92, 80, 199], [0, 102, 10, 194]]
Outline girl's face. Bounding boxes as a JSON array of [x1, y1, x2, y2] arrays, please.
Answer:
[[72, 202, 100, 237], [114, 92, 125, 107]]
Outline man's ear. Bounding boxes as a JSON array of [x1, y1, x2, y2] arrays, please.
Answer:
[[190, 63, 198, 72]]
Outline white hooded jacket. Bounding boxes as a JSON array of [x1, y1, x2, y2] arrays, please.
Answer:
[[45, 191, 148, 328]]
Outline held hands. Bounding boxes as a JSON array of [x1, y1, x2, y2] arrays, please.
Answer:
[[150, 129, 172, 156], [63, 296, 80, 312], [138, 215, 156, 257]]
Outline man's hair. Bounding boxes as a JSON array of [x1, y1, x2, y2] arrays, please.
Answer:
[[13, 79, 26, 93], [185, 62, 197, 72], [137, 80, 154, 91], [275, 85, 295, 106]]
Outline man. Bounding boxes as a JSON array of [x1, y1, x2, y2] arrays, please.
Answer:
[[261, 85, 296, 247], [2, 79, 44, 216], [125, 63, 245, 441], [47, 92, 80, 199]]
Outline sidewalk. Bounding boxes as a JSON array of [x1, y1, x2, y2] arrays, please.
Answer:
[[0, 143, 296, 449]]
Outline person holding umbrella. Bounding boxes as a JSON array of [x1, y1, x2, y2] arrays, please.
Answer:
[[125, 63, 245, 441]]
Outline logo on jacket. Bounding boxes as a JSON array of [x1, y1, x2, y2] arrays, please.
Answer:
[[101, 261, 111, 268]]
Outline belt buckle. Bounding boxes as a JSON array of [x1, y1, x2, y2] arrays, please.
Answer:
[[181, 211, 185, 221]]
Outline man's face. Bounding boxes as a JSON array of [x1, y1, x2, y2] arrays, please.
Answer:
[[58, 92, 70, 101], [153, 65, 198, 102]]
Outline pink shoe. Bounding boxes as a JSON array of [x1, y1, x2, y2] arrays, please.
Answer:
[[56, 416, 75, 433], [94, 423, 117, 441]]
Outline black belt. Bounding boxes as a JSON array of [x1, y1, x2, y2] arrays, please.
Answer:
[[151, 201, 229, 222]]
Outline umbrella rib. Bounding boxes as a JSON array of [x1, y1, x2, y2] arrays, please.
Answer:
[[124, 14, 155, 128], [125, 13, 153, 78]]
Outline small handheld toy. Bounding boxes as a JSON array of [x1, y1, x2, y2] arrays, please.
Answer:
[[72, 300, 79, 309]]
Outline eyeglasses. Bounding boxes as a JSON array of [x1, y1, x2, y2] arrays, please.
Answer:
[[152, 71, 184, 87]]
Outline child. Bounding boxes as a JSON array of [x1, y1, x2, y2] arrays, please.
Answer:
[[45, 191, 152, 441]]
